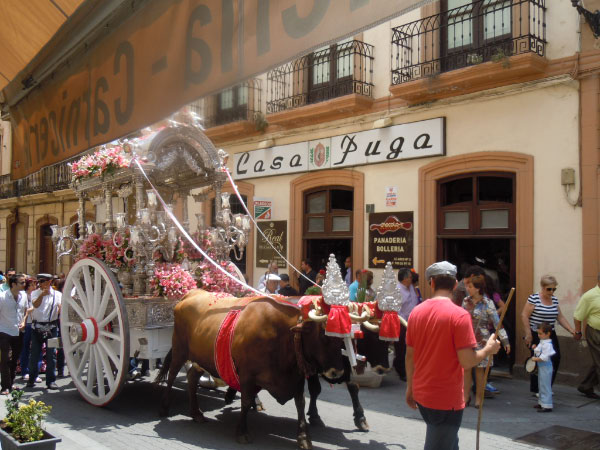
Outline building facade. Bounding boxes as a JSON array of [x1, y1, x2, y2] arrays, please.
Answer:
[[1, 0, 599, 381]]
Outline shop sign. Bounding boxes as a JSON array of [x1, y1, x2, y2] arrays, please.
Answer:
[[256, 220, 287, 269], [234, 117, 444, 180], [9, 0, 429, 179], [254, 197, 272, 220], [385, 186, 398, 207], [368, 212, 413, 269]]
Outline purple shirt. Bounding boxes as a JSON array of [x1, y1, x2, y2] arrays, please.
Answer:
[[398, 282, 419, 320]]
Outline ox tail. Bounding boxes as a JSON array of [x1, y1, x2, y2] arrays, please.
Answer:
[[154, 349, 172, 384]]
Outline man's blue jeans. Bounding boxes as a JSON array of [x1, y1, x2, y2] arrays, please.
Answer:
[[29, 327, 58, 386], [417, 403, 463, 450], [19, 324, 42, 376]]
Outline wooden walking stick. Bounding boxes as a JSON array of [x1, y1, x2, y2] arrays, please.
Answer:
[[476, 287, 515, 450]]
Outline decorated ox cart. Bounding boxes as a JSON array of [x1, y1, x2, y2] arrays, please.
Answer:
[[52, 113, 252, 406]]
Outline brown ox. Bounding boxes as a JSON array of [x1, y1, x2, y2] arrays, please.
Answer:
[[155, 290, 345, 449]]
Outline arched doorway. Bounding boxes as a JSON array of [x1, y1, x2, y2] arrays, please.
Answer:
[[290, 169, 364, 290], [36, 215, 58, 274], [419, 151, 534, 370], [437, 172, 516, 370], [303, 186, 353, 272], [7, 211, 29, 273]]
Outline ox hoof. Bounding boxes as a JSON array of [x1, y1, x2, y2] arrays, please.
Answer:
[[309, 416, 325, 427], [354, 416, 369, 432], [252, 403, 265, 412], [224, 387, 237, 405], [297, 436, 313, 450], [191, 413, 208, 424], [236, 433, 252, 444]]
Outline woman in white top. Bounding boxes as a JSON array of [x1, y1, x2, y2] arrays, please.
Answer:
[[521, 274, 577, 394]]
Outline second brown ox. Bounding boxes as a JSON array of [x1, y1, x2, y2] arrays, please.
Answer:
[[155, 289, 346, 450]]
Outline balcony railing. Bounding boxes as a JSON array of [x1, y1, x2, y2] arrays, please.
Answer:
[[266, 40, 374, 114], [391, 0, 546, 85], [0, 155, 81, 199], [189, 79, 262, 128]]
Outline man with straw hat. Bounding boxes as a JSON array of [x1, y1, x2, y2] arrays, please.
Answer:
[[405, 261, 501, 450]]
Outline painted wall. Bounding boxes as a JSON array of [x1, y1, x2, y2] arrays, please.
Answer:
[[0, 200, 81, 275], [219, 79, 582, 332]]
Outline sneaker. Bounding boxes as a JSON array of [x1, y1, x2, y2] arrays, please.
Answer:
[[26, 382, 35, 389], [35, 377, 42, 383], [23, 374, 29, 381], [127, 370, 140, 381], [537, 407, 552, 413], [46, 383, 59, 390], [485, 383, 499, 394]]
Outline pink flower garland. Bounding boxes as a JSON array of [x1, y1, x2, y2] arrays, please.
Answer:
[[71, 145, 131, 181], [150, 264, 198, 300], [75, 232, 136, 268]]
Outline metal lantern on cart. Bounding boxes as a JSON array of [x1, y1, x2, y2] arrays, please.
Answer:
[[50, 113, 250, 406]]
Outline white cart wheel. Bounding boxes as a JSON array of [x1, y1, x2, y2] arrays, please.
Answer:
[[61, 257, 130, 406]]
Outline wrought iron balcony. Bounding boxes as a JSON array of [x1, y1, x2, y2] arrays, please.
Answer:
[[189, 79, 262, 128], [0, 155, 79, 199], [266, 40, 374, 114], [391, 0, 546, 85]]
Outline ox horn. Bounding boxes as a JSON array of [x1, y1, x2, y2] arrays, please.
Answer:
[[308, 308, 328, 322], [362, 320, 380, 332], [349, 308, 370, 323]]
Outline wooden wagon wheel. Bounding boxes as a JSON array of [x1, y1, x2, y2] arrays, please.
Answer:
[[60, 257, 130, 406]]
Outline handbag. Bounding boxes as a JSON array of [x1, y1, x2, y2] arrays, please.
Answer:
[[34, 291, 56, 341]]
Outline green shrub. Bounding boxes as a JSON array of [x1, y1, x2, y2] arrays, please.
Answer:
[[3, 390, 51, 443]]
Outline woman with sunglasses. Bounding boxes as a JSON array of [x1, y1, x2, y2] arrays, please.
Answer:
[[521, 274, 577, 394]]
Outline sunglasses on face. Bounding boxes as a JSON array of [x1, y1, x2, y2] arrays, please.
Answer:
[[545, 287, 557, 292]]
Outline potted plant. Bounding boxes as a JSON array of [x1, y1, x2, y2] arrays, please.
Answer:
[[0, 390, 61, 449]]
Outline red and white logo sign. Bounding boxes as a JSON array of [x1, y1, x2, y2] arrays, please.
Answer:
[[369, 216, 412, 235]]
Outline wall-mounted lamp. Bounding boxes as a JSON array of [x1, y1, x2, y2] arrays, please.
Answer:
[[258, 139, 274, 149], [572, 1, 600, 38], [561, 167, 580, 207], [372, 117, 392, 129]]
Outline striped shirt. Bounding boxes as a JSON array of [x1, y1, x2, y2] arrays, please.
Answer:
[[527, 293, 559, 331]]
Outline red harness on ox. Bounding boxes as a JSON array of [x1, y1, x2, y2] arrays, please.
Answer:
[[213, 295, 300, 392]]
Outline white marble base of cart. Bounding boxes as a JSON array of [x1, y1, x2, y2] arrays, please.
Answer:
[[125, 296, 176, 361]]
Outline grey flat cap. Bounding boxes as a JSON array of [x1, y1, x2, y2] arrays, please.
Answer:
[[425, 261, 457, 281]]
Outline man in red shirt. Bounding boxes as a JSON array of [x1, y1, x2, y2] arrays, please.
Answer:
[[405, 261, 500, 450]]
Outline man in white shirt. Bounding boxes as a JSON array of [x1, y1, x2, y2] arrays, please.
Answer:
[[261, 273, 281, 295], [257, 261, 279, 293], [0, 274, 28, 394], [27, 273, 62, 390]]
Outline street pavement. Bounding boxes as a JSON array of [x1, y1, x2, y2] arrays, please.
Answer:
[[1, 369, 599, 450]]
